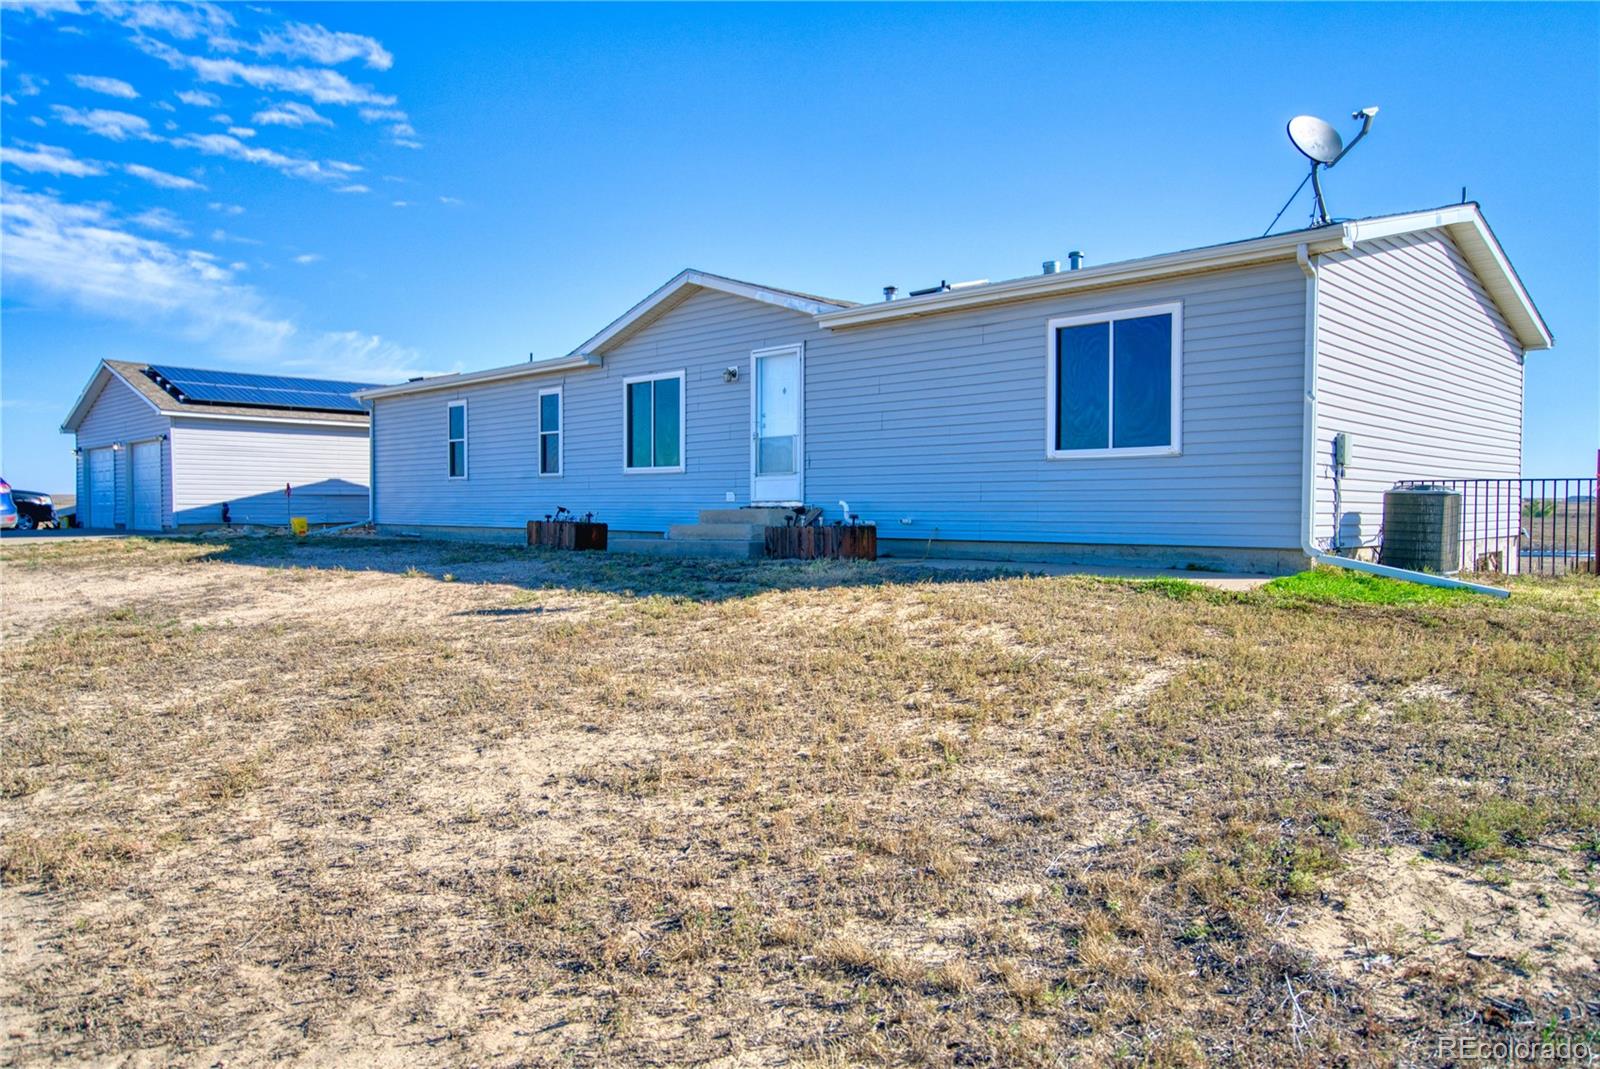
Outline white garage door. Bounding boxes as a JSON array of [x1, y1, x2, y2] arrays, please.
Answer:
[[131, 439, 162, 531], [87, 447, 115, 529]]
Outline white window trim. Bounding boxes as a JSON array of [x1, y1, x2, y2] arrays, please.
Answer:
[[538, 386, 563, 477], [447, 399, 468, 479], [621, 369, 686, 474], [1045, 301, 1183, 459]]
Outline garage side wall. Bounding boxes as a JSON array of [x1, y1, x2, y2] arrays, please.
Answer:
[[168, 419, 371, 526], [1314, 228, 1524, 567], [72, 374, 172, 529]]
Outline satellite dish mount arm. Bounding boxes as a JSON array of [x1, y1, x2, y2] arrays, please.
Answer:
[[1328, 107, 1378, 168], [1308, 107, 1379, 226]]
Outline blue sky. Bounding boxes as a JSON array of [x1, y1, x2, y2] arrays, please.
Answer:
[[2, 2, 1595, 494]]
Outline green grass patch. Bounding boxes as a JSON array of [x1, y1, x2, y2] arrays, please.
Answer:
[[1432, 799, 1552, 860], [1263, 566, 1481, 606]]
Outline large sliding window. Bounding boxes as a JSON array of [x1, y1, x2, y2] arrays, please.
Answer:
[[1046, 303, 1182, 458], [539, 387, 562, 476], [622, 371, 684, 473], [446, 400, 467, 478]]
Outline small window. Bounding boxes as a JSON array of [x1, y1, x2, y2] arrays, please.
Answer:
[[622, 371, 684, 473], [447, 400, 467, 478], [539, 388, 562, 476], [1046, 303, 1182, 458]]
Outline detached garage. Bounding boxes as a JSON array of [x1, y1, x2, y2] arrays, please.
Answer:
[[61, 360, 381, 531]]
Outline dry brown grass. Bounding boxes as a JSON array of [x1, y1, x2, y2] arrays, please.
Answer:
[[2, 535, 1597, 1067]]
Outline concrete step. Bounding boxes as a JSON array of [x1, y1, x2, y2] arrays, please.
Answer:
[[610, 536, 764, 560], [697, 507, 796, 526], [669, 522, 763, 541]]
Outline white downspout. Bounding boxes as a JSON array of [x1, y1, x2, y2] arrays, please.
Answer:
[[366, 397, 376, 527], [1295, 241, 1509, 598]]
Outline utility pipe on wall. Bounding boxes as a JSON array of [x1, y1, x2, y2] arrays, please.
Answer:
[[1295, 242, 1510, 599]]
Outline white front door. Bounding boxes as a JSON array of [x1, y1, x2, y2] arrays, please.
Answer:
[[131, 439, 162, 530], [87, 447, 115, 529], [751, 343, 803, 504]]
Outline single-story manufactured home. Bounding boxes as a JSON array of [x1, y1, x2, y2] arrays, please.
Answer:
[[357, 203, 1550, 573], [61, 361, 379, 531]]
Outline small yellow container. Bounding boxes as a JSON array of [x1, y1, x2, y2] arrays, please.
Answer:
[[290, 516, 309, 537]]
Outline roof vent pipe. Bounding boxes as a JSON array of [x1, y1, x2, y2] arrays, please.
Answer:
[[1042, 260, 1060, 275], [1068, 251, 1085, 271], [883, 285, 897, 302]]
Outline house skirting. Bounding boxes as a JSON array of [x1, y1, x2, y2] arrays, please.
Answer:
[[377, 522, 1308, 575], [876, 538, 1309, 576]]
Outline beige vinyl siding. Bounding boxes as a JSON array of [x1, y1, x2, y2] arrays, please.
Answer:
[[168, 419, 370, 525], [1314, 228, 1524, 565]]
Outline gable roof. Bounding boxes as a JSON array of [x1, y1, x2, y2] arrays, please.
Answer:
[[570, 269, 855, 357], [62, 359, 373, 432], [357, 270, 854, 401], [356, 204, 1550, 405], [815, 204, 1551, 351]]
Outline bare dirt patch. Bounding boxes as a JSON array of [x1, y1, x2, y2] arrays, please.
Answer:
[[2, 536, 1597, 1066]]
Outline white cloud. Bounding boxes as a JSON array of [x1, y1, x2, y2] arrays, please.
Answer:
[[390, 200, 409, 208], [15, 73, 47, 97], [208, 201, 244, 215], [137, 36, 396, 107], [333, 184, 369, 194], [153, 100, 175, 112], [69, 74, 139, 99], [0, 95, 16, 106], [208, 227, 262, 246], [51, 105, 156, 142], [2, 183, 426, 378], [210, 112, 233, 124], [128, 206, 189, 237], [292, 253, 321, 264], [0, 1, 85, 17], [227, 126, 255, 138], [355, 105, 420, 144], [98, 1, 235, 43], [252, 101, 332, 128], [124, 162, 205, 190], [170, 131, 360, 183], [255, 22, 393, 71], [438, 196, 462, 205], [176, 89, 220, 107], [0, 183, 290, 347], [0, 142, 105, 176]]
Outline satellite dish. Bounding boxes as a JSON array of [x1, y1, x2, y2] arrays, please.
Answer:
[[1288, 115, 1343, 165], [1269, 107, 1380, 230]]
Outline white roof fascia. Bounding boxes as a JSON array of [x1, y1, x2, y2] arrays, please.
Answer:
[[61, 361, 165, 433], [815, 229, 1352, 330], [167, 412, 368, 429], [355, 354, 601, 401], [816, 204, 1551, 352], [573, 269, 849, 357], [1345, 205, 1552, 351]]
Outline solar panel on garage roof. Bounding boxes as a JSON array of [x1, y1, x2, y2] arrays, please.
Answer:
[[145, 364, 382, 414]]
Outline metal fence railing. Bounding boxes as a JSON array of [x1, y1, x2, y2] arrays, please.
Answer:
[[1394, 474, 1598, 577]]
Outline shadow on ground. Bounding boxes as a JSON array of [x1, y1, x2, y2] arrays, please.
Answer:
[[184, 533, 1049, 603]]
